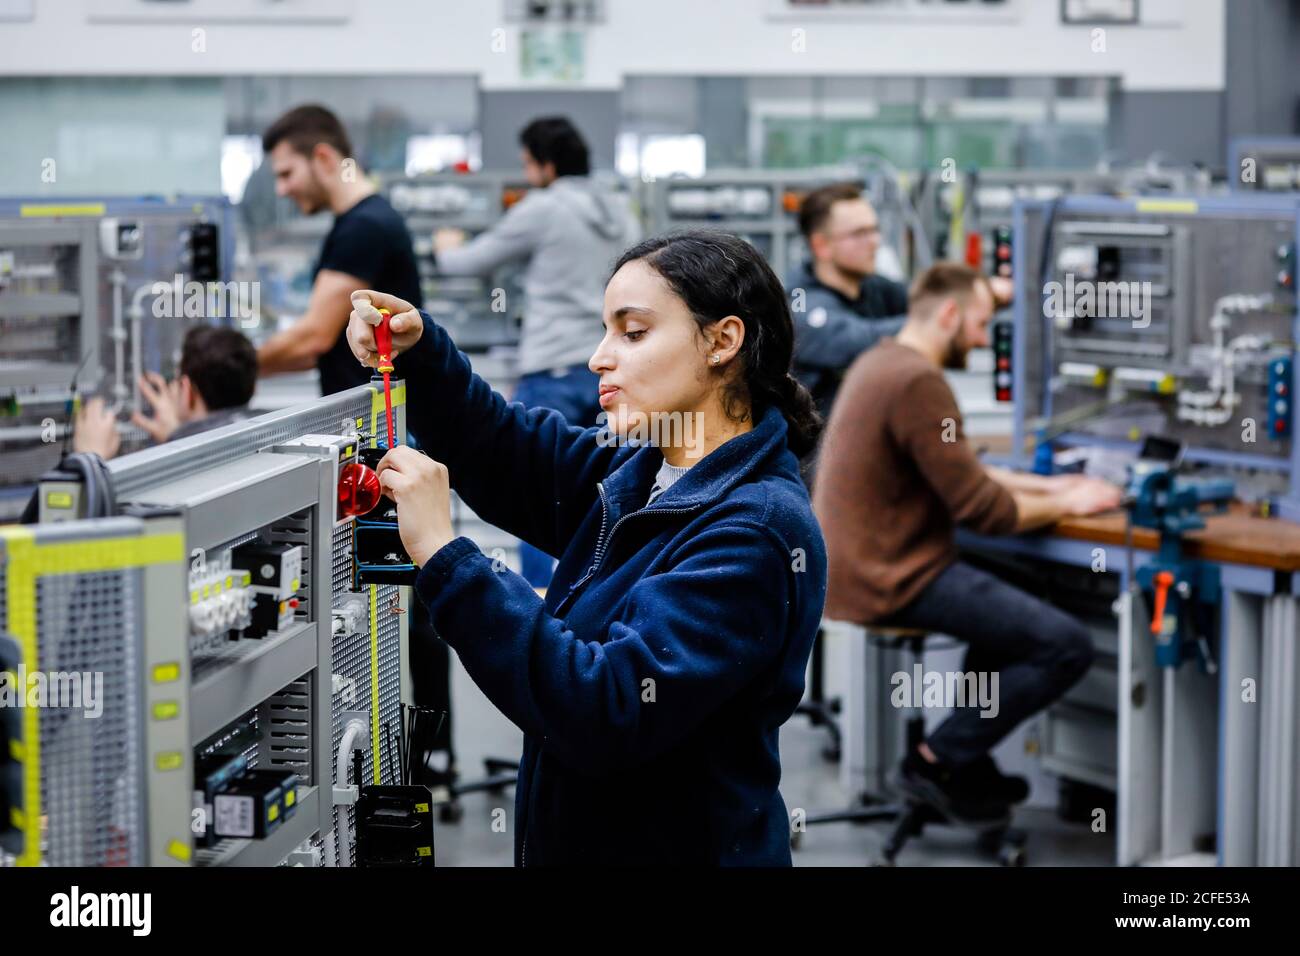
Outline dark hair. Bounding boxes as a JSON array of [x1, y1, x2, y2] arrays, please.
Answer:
[[519, 116, 590, 177], [262, 104, 354, 159], [797, 182, 865, 239], [907, 261, 992, 317], [611, 230, 822, 458], [179, 326, 257, 411]]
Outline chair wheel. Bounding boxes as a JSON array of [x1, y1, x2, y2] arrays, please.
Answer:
[[439, 800, 465, 823], [999, 845, 1025, 867]]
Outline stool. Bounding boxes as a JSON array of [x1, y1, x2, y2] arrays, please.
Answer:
[[794, 626, 842, 761], [793, 626, 1026, 866]]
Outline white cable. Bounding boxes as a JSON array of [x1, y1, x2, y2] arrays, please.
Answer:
[[1176, 296, 1275, 426], [334, 720, 367, 866], [108, 270, 128, 412]]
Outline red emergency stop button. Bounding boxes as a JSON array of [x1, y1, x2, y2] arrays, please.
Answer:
[[339, 462, 382, 517]]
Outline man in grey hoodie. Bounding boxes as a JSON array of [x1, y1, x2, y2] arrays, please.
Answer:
[[433, 116, 639, 586]]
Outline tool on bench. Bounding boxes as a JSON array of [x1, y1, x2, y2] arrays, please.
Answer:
[[1122, 436, 1232, 672]]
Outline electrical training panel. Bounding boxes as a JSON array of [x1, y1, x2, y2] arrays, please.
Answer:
[[0, 382, 412, 867], [0, 196, 236, 521], [1009, 193, 1300, 509]]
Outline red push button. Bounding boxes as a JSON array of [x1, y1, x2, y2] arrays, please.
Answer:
[[338, 462, 381, 517]]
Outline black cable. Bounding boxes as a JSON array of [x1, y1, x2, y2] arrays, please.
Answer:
[[399, 702, 408, 785], [384, 721, 398, 786], [55, 452, 116, 519], [405, 706, 447, 781], [37, 453, 91, 521]]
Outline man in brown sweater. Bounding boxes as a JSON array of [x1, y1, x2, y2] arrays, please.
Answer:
[[814, 262, 1120, 823]]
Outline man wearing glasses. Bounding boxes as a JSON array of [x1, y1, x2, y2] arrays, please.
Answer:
[[788, 183, 1012, 423]]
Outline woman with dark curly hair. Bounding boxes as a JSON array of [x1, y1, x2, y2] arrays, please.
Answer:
[[346, 230, 827, 865]]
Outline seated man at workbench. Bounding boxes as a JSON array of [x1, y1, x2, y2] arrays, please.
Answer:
[[814, 262, 1122, 823]]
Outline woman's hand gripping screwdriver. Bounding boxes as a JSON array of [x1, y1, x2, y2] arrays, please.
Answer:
[[368, 307, 398, 449], [348, 290, 424, 445]]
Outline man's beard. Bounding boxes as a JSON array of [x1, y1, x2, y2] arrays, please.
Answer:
[[943, 329, 969, 370], [299, 179, 329, 215]]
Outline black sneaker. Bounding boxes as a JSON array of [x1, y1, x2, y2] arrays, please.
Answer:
[[888, 749, 1011, 827], [956, 755, 1031, 805]]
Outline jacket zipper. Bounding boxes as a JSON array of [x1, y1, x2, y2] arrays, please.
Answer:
[[556, 483, 698, 615], [525, 483, 699, 864]]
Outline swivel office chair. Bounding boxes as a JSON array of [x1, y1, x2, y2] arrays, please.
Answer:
[[793, 626, 1026, 866]]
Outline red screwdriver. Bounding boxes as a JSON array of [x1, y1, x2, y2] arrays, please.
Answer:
[[373, 306, 397, 449]]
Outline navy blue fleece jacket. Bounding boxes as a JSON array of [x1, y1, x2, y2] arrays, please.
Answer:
[[397, 312, 827, 866]]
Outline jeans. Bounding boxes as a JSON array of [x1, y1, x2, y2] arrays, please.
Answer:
[[880, 559, 1095, 768], [512, 363, 603, 588]]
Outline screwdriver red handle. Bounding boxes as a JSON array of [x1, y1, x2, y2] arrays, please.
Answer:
[[373, 307, 396, 448], [374, 307, 394, 373]]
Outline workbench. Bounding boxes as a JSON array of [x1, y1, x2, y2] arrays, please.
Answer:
[[1052, 505, 1300, 572], [954, 503, 1300, 866]]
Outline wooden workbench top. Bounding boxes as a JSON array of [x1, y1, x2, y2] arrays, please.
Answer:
[[1049, 504, 1300, 571]]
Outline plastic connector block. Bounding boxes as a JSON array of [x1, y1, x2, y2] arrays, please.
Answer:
[[188, 550, 254, 656], [232, 541, 303, 602]]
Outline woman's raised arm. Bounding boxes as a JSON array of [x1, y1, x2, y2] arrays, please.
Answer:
[[347, 290, 622, 558]]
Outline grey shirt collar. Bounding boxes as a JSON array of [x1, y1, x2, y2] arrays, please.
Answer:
[[646, 457, 692, 506]]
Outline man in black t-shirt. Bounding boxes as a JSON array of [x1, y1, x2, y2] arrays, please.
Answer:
[[257, 106, 453, 797], [258, 105, 422, 395]]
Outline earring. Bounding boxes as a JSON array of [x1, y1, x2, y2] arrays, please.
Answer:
[[711, 354, 721, 365]]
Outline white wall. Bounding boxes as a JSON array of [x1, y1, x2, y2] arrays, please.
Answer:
[[0, 0, 1224, 92], [0, 78, 223, 196]]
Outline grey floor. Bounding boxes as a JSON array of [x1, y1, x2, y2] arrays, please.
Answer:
[[431, 651, 1116, 868]]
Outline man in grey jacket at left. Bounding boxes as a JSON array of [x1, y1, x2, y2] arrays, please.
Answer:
[[432, 115, 639, 587]]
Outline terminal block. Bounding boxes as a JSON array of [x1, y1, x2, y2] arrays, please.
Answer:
[[188, 549, 254, 656]]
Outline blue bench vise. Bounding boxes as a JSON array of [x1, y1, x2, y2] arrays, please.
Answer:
[[1124, 459, 1233, 671]]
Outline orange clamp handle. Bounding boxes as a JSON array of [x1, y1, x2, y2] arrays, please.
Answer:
[[1150, 570, 1174, 635]]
